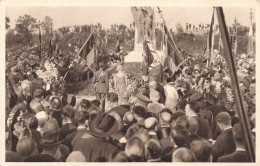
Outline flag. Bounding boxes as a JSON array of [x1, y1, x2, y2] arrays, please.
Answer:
[[39, 26, 42, 58], [116, 37, 120, 52], [163, 24, 182, 68], [79, 32, 96, 70], [207, 8, 215, 53], [49, 27, 53, 56]]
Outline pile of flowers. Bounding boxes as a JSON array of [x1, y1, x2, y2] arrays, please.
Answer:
[[36, 61, 59, 85], [177, 52, 235, 104]]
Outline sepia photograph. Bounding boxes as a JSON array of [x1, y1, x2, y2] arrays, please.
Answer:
[[4, 2, 257, 163]]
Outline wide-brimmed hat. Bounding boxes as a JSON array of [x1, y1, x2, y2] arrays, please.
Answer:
[[39, 131, 63, 147], [89, 113, 118, 137]]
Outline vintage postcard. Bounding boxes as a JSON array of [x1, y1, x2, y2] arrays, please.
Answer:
[[1, 0, 259, 164]]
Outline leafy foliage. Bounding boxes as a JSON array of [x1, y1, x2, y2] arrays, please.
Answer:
[[6, 17, 10, 30]]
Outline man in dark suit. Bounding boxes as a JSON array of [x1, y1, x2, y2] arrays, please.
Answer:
[[185, 101, 212, 139], [92, 61, 109, 112], [73, 113, 120, 162], [212, 112, 236, 162], [218, 123, 250, 162]]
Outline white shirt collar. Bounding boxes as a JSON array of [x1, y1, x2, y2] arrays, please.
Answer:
[[236, 148, 246, 151], [224, 126, 232, 130]]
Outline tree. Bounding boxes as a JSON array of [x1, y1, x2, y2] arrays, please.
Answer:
[[176, 23, 184, 34], [15, 14, 38, 34], [6, 17, 10, 30], [42, 16, 53, 35], [14, 14, 38, 45]]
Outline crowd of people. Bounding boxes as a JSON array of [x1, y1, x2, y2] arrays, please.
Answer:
[[5, 49, 255, 162]]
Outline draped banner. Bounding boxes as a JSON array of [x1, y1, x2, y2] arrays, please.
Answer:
[[79, 32, 96, 70], [162, 24, 182, 73]]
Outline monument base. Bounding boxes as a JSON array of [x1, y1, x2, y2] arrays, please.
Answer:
[[124, 43, 143, 62]]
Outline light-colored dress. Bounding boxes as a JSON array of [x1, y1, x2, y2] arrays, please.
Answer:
[[114, 73, 128, 104]]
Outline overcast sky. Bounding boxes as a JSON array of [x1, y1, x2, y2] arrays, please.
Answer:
[[6, 6, 255, 31]]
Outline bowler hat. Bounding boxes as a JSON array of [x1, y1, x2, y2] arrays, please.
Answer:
[[89, 113, 118, 137], [39, 131, 63, 147]]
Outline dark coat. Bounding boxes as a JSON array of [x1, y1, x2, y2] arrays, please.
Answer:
[[217, 150, 250, 162], [160, 137, 174, 162], [212, 128, 236, 162], [71, 128, 89, 148], [193, 116, 212, 139], [73, 137, 120, 162], [60, 123, 77, 152]]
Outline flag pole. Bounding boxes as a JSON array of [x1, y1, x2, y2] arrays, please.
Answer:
[[38, 21, 42, 59], [63, 29, 96, 80], [157, 7, 182, 59], [216, 7, 255, 162]]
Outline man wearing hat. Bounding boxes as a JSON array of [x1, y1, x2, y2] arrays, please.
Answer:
[[135, 94, 152, 107], [73, 113, 120, 162], [92, 61, 109, 112]]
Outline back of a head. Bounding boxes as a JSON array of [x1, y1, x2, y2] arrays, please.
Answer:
[[175, 116, 190, 130], [159, 111, 172, 125], [24, 114, 39, 130], [134, 128, 150, 143], [107, 92, 119, 103], [216, 111, 231, 125], [125, 124, 140, 140], [123, 112, 135, 125], [172, 125, 188, 147], [125, 137, 144, 161], [172, 147, 196, 162], [145, 139, 163, 160], [66, 151, 86, 162], [144, 117, 158, 130], [233, 123, 244, 145], [30, 100, 44, 113], [91, 99, 101, 108], [16, 137, 36, 158], [78, 99, 92, 112], [34, 89, 43, 99], [50, 97, 62, 110], [149, 81, 157, 90], [132, 105, 146, 119], [62, 105, 75, 119], [109, 151, 129, 162], [190, 139, 212, 162]]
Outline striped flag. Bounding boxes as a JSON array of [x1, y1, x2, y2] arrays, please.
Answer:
[[162, 24, 182, 73], [79, 32, 96, 70]]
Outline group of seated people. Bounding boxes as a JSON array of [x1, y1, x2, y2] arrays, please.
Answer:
[[5, 78, 255, 162]]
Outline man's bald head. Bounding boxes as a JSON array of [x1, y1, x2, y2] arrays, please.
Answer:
[[16, 137, 36, 157], [125, 137, 144, 162], [66, 151, 86, 162], [172, 147, 196, 162]]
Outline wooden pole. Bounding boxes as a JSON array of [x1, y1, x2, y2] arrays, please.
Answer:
[[216, 7, 255, 162]]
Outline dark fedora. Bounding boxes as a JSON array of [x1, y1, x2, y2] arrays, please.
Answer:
[[89, 113, 118, 137], [39, 131, 63, 147]]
